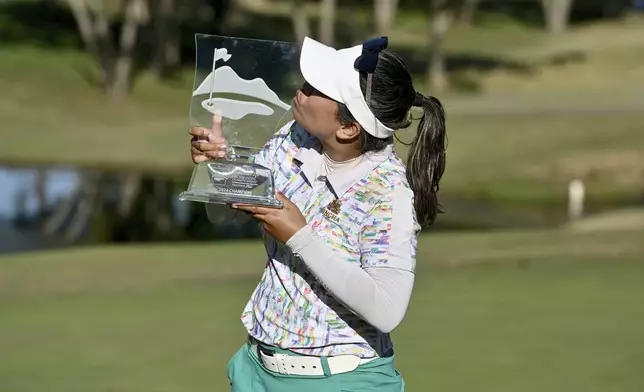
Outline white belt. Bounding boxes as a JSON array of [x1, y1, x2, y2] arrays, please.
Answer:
[[250, 340, 377, 376]]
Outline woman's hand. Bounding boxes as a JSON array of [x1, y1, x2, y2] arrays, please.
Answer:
[[189, 115, 228, 163], [232, 192, 307, 244]]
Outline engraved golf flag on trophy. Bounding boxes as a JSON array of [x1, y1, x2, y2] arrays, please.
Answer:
[[179, 34, 302, 207]]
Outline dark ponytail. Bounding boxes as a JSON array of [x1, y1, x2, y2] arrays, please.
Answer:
[[406, 95, 446, 227], [335, 48, 447, 227]]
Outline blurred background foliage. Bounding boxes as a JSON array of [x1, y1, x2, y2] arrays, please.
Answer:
[[1, 0, 642, 246]]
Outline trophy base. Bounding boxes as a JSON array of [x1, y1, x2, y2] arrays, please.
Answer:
[[179, 160, 283, 208], [178, 190, 283, 207]]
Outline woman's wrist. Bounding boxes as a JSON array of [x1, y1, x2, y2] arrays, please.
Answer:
[[285, 225, 316, 254]]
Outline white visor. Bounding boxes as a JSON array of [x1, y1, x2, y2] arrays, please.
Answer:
[[299, 37, 395, 139]]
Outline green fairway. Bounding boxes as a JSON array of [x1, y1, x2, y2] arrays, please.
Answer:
[[1, 229, 643, 392]]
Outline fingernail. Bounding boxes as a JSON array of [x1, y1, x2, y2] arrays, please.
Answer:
[[217, 151, 226, 158]]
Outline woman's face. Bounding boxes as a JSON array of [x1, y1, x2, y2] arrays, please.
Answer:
[[292, 82, 344, 141]]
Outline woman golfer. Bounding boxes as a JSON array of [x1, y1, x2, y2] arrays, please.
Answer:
[[189, 36, 446, 392]]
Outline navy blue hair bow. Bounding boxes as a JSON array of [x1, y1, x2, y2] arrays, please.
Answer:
[[354, 36, 389, 73]]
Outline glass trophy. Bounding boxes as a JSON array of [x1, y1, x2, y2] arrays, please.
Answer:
[[179, 34, 302, 207]]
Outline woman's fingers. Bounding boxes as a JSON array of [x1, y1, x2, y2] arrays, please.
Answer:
[[211, 114, 224, 138], [190, 147, 211, 163], [208, 135, 227, 146], [192, 154, 211, 164], [189, 116, 225, 139], [189, 126, 211, 139], [192, 143, 227, 158], [192, 140, 225, 151], [189, 115, 228, 162], [191, 143, 226, 161], [231, 205, 270, 222], [232, 204, 276, 215]]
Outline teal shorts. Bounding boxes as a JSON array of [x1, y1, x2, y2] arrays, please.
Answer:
[[227, 342, 405, 392]]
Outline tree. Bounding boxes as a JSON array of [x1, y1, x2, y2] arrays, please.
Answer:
[[318, 0, 336, 45], [34, 168, 47, 223], [541, 0, 574, 34], [291, 0, 311, 42], [458, 0, 480, 26], [374, 0, 400, 35], [43, 171, 102, 242], [150, 0, 181, 77], [67, 0, 149, 98], [428, 0, 459, 92]]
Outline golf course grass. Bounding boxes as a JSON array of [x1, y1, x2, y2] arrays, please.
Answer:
[[1, 228, 643, 392]]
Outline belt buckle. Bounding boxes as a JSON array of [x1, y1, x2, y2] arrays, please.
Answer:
[[273, 353, 290, 375], [257, 346, 290, 375]]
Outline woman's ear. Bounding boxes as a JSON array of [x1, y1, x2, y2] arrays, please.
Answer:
[[335, 122, 361, 141]]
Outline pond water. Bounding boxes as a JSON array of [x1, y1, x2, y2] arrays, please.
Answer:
[[0, 165, 639, 255], [0, 167, 76, 254], [0, 165, 191, 254], [0, 166, 78, 219]]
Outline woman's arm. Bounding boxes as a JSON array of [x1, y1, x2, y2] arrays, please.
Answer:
[[286, 187, 420, 333], [286, 225, 414, 333]]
